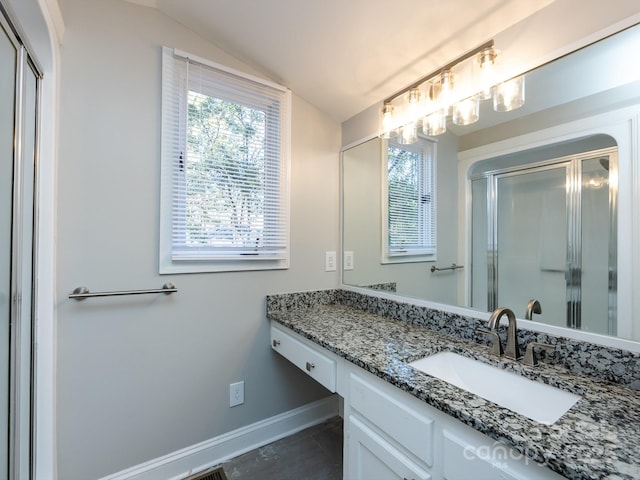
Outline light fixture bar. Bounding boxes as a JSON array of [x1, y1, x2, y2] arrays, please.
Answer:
[[383, 39, 495, 105]]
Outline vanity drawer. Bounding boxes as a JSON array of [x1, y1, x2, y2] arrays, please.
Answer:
[[350, 372, 434, 466], [270, 325, 336, 392]]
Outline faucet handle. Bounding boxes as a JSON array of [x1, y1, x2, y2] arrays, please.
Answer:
[[523, 342, 554, 366], [477, 328, 503, 357]]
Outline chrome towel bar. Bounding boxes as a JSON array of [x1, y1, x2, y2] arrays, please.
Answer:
[[69, 282, 177, 300], [430, 264, 464, 273]]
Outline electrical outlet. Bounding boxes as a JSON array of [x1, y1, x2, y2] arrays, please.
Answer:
[[344, 251, 354, 270], [230, 381, 244, 407], [325, 251, 337, 271]]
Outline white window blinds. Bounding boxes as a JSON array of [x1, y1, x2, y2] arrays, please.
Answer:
[[383, 138, 436, 261], [160, 47, 291, 273]]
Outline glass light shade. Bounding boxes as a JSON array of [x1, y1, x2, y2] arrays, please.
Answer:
[[493, 75, 525, 112], [406, 87, 422, 120], [476, 47, 497, 100], [429, 71, 454, 114], [381, 103, 394, 138], [397, 122, 418, 144], [452, 97, 479, 126], [422, 110, 446, 136], [427, 81, 439, 101], [407, 87, 420, 105], [439, 70, 454, 111]]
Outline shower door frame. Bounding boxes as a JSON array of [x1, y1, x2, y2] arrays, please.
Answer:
[[472, 146, 618, 334], [0, 3, 42, 478]]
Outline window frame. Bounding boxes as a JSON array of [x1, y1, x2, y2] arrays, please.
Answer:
[[159, 47, 291, 274], [381, 137, 437, 264]]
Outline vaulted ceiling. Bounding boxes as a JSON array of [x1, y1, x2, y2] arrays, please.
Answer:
[[125, 0, 555, 122]]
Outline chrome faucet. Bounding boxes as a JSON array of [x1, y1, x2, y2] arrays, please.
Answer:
[[488, 307, 521, 360], [525, 299, 542, 320]]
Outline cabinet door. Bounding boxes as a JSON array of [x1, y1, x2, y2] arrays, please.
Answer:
[[442, 429, 563, 480], [350, 372, 434, 466], [348, 416, 431, 480]]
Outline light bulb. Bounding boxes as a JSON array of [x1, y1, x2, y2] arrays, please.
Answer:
[[439, 70, 454, 113], [477, 47, 497, 100], [406, 87, 421, 121]]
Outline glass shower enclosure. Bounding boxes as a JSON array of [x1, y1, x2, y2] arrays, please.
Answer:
[[470, 146, 617, 336]]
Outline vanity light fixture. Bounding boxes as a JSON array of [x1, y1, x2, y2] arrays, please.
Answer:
[[380, 39, 525, 142]]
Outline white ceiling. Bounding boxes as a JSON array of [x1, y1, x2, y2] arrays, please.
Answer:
[[126, 0, 555, 122]]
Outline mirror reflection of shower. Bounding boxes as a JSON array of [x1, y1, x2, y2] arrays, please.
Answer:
[[470, 135, 617, 336]]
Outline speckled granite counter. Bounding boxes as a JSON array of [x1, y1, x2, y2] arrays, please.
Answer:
[[267, 290, 640, 480]]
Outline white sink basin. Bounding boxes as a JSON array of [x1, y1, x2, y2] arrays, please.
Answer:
[[410, 351, 580, 425]]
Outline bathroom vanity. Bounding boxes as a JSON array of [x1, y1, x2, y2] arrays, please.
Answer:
[[267, 290, 640, 480]]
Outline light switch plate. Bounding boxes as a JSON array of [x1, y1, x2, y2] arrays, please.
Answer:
[[344, 251, 354, 270], [325, 251, 337, 271]]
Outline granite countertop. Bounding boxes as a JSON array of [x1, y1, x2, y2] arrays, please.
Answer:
[[268, 301, 640, 480]]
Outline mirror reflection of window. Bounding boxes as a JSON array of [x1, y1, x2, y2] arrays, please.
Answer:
[[382, 138, 436, 263]]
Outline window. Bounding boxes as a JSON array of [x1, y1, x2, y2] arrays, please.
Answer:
[[382, 138, 436, 263], [160, 47, 291, 273]]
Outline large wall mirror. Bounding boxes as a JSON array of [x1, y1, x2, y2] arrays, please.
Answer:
[[342, 23, 640, 347]]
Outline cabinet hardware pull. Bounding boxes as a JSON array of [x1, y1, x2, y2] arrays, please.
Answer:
[[305, 361, 315, 371], [272, 339, 281, 347]]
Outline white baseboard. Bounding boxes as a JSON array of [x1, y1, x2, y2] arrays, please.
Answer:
[[100, 395, 340, 480]]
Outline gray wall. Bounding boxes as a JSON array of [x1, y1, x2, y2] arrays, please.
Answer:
[[56, 0, 340, 478]]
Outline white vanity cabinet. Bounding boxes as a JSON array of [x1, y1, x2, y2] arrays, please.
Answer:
[[270, 322, 565, 480], [347, 370, 433, 480], [348, 415, 431, 480], [343, 364, 565, 480]]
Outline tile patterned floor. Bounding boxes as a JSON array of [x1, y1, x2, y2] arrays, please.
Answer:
[[222, 416, 343, 480]]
